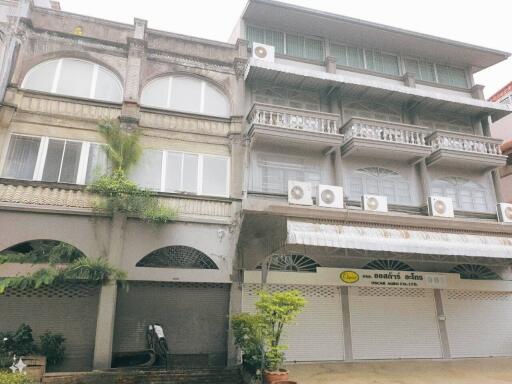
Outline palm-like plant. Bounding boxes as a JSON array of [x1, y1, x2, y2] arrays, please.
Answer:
[[98, 120, 142, 173]]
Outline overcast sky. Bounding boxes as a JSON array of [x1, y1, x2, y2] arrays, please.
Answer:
[[60, 0, 512, 98]]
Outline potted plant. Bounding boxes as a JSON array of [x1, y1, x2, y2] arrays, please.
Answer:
[[232, 290, 305, 384]]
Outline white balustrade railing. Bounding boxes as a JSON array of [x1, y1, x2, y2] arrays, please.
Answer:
[[248, 103, 339, 135], [428, 131, 503, 155], [341, 118, 429, 146]]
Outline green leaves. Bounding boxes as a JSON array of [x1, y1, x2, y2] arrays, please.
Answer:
[[231, 290, 306, 374], [0, 257, 127, 295], [98, 120, 142, 173], [0, 241, 84, 265]]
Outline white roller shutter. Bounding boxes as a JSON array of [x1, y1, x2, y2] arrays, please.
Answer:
[[442, 290, 512, 357], [242, 284, 344, 361], [349, 287, 442, 359]]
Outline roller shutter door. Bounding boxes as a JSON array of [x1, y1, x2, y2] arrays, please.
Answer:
[[442, 290, 512, 357], [349, 287, 442, 359], [0, 284, 100, 372], [113, 282, 230, 366], [242, 284, 344, 361]]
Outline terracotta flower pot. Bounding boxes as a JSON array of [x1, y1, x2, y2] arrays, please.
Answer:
[[263, 369, 289, 384]]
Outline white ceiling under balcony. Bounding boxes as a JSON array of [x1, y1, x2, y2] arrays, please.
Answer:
[[246, 59, 511, 121], [242, 0, 510, 71]]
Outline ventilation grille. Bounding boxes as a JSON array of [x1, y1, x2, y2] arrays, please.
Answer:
[[244, 284, 339, 298], [2, 283, 100, 298], [353, 287, 430, 298], [446, 290, 512, 301]]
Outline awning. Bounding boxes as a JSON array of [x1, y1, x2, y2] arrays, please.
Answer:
[[287, 220, 512, 259]]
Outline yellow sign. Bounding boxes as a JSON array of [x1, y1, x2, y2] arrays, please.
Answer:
[[340, 270, 359, 284]]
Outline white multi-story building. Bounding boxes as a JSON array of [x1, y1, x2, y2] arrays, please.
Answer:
[[0, 0, 511, 376]]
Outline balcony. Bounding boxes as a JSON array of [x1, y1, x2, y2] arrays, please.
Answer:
[[340, 118, 432, 162], [246, 103, 343, 151], [426, 131, 507, 170]]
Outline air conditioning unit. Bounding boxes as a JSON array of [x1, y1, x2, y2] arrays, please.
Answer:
[[288, 180, 313, 206], [361, 194, 388, 212], [497, 203, 512, 223], [317, 185, 344, 209], [428, 196, 454, 218], [252, 42, 275, 63]]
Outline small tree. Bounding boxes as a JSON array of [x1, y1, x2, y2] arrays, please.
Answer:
[[231, 290, 306, 380]]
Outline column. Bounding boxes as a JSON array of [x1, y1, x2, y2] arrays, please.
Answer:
[[492, 169, 504, 203], [340, 287, 353, 361], [92, 213, 127, 370], [417, 159, 431, 205], [433, 289, 451, 359]]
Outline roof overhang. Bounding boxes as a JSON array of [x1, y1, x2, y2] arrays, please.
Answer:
[[287, 220, 512, 259], [246, 59, 512, 121], [242, 0, 510, 71]]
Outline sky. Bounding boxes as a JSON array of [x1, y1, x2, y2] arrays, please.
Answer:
[[59, 0, 512, 98]]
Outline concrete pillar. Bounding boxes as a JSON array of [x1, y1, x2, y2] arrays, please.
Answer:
[[226, 282, 243, 366], [433, 289, 451, 359], [402, 72, 416, 88], [492, 169, 504, 203], [325, 56, 336, 74], [481, 116, 492, 137], [92, 213, 127, 370], [471, 84, 485, 100], [340, 287, 353, 361], [417, 159, 430, 205], [120, 18, 147, 125]]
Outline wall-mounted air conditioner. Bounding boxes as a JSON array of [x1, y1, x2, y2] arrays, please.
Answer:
[[428, 196, 454, 218], [361, 194, 388, 212], [288, 180, 313, 206], [497, 203, 512, 223], [252, 42, 275, 63], [317, 185, 344, 209]]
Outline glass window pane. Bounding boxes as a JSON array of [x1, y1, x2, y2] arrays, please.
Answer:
[[85, 144, 108, 184], [203, 84, 229, 117], [437, 65, 467, 88], [164, 152, 183, 192], [129, 150, 162, 190], [56, 59, 94, 98], [347, 46, 364, 68], [22, 60, 58, 93], [405, 59, 420, 76], [140, 78, 169, 109], [182, 154, 198, 193], [304, 38, 323, 61], [94, 67, 122, 102], [330, 43, 347, 66], [59, 141, 82, 183], [202, 156, 228, 196], [265, 29, 284, 54], [2, 135, 41, 180], [382, 54, 399, 75], [170, 77, 202, 114], [286, 34, 304, 58], [247, 25, 265, 46], [419, 61, 436, 83], [42, 139, 65, 182]]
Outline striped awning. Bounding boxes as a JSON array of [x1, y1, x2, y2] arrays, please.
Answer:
[[287, 220, 512, 259]]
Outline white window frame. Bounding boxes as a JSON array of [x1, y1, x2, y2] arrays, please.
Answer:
[[159, 150, 230, 197], [21, 58, 123, 102], [2, 133, 101, 185], [141, 76, 230, 117]]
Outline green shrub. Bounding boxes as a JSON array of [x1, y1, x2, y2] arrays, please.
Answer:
[[0, 325, 36, 358], [39, 332, 65, 368], [0, 372, 35, 384]]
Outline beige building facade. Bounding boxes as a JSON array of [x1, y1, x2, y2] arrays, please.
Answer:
[[0, 0, 512, 373]]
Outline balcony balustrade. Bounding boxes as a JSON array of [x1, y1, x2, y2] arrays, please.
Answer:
[[426, 130, 506, 170], [340, 117, 431, 161], [247, 103, 342, 151]]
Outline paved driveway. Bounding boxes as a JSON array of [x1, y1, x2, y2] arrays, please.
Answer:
[[286, 358, 512, 384]]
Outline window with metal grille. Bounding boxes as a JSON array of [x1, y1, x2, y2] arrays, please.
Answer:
[[405, 58, 467, 88], [431, 177, 489, 212], [330, 43, 399, 76], [363, 259, 414, 271], [449, 264, 500, 280], [247, 25, 324, 61], [136, 245, 218, 269], [256, 254, 321, 272], [349, 167, 411, 204], [254, 153, 322, 194]]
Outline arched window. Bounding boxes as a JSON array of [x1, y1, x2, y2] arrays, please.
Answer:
[[136, 245, 218, 269], [349, 167, 411, 204], [141, 75, 230, 117], [431, 177, 488, 212], [22, 58, 123, 102], [363, 259, 414, 271], [256, 254, 320, 272], [450, 264, 500, 280]]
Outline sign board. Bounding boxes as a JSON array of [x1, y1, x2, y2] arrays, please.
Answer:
[[338, 269, 448, 289]]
